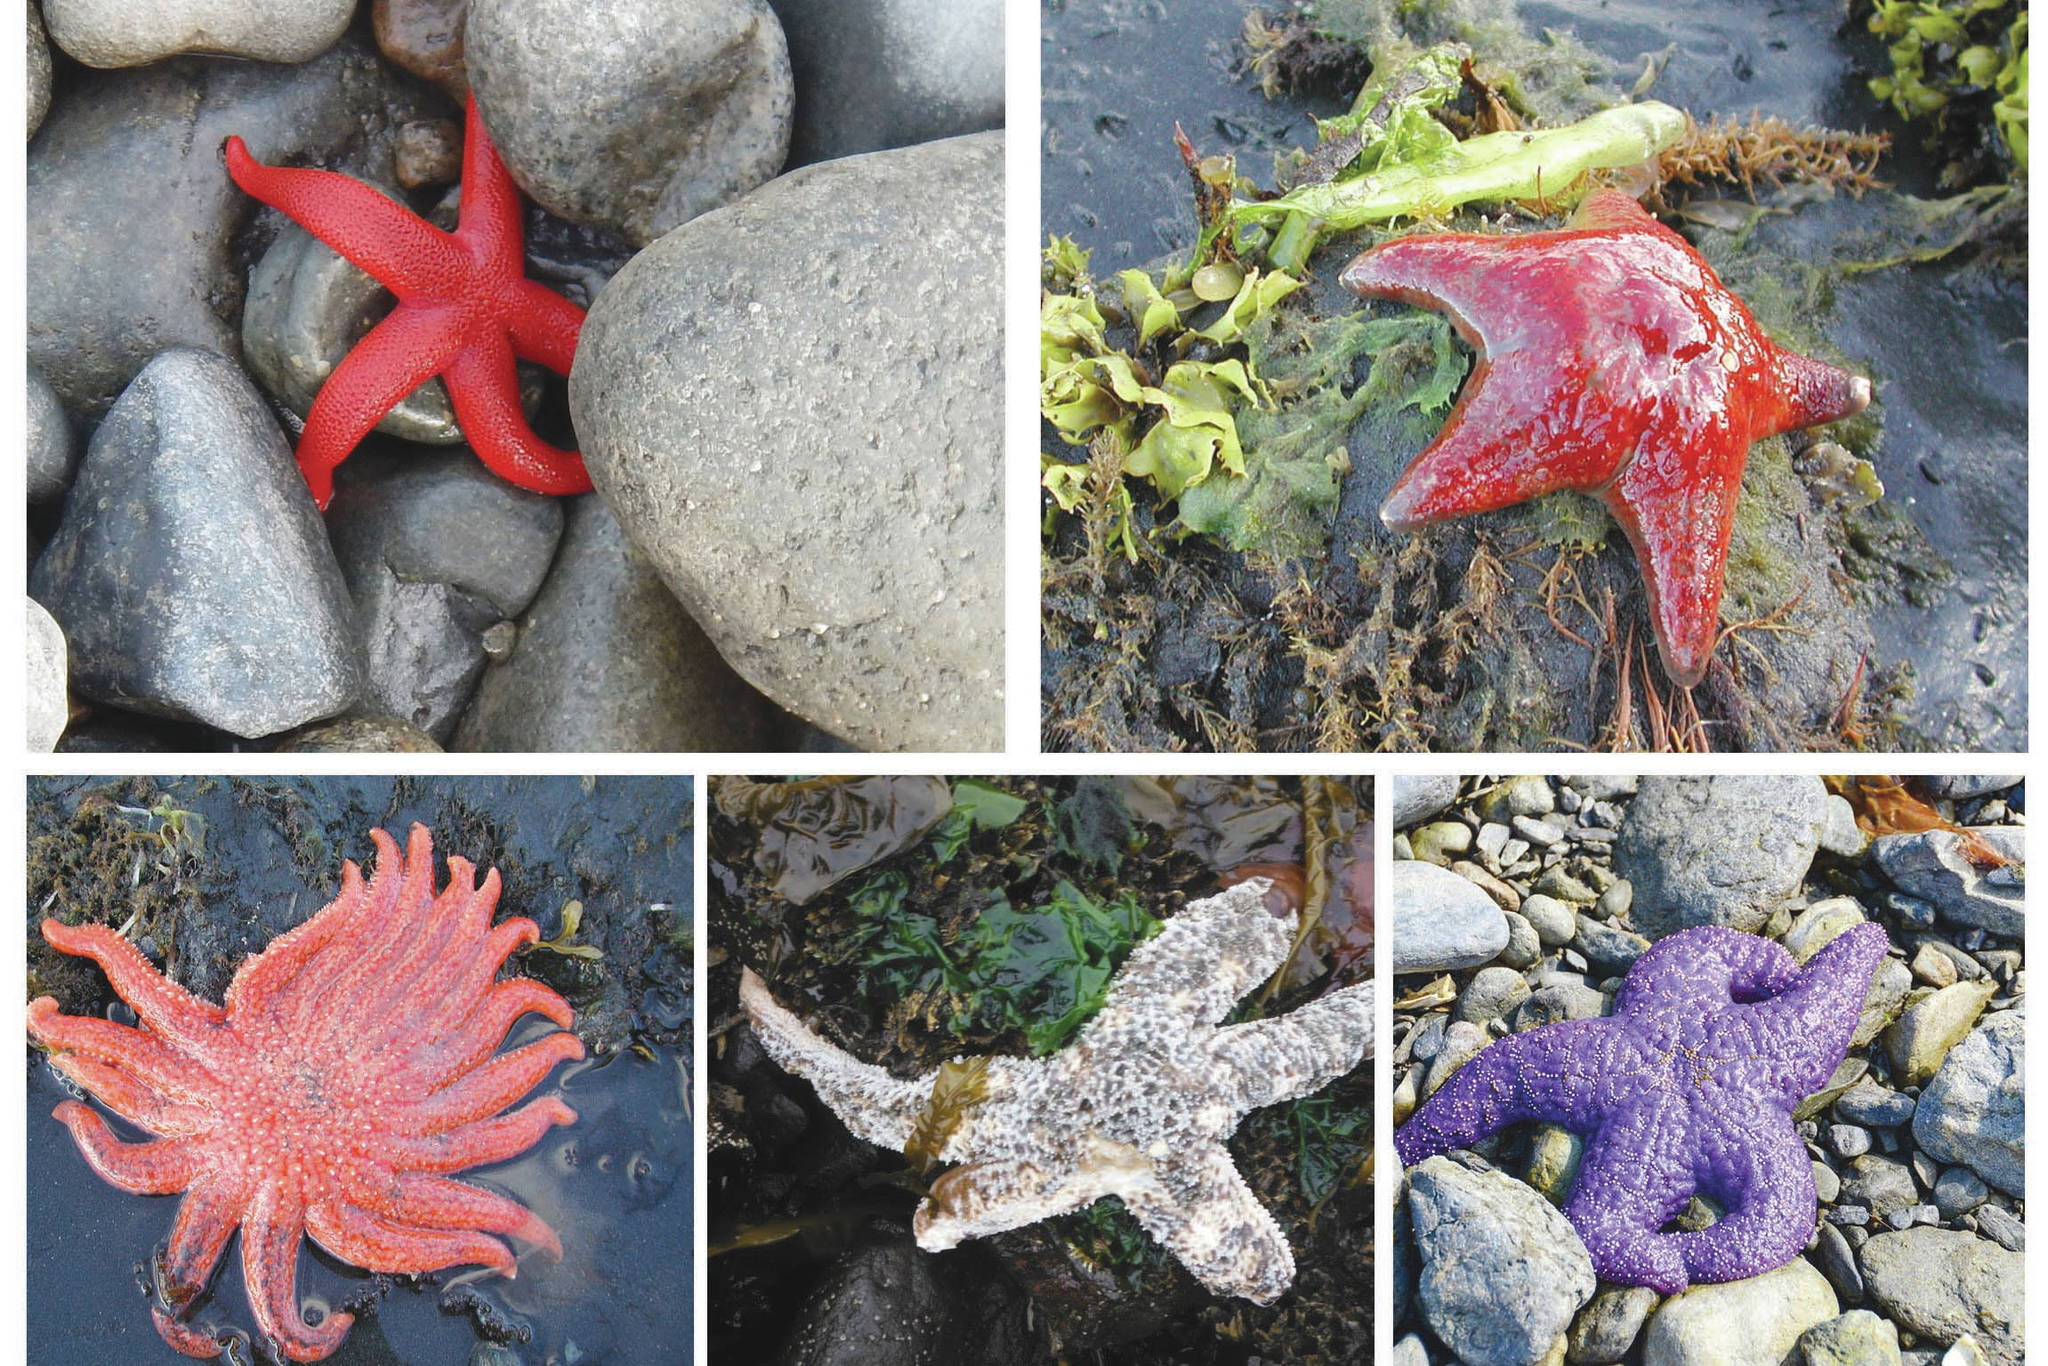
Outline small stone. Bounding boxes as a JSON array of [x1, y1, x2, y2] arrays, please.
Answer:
[[1813, 1220, 1863, 1303], [1835, 1078, 1916, 1128], [1522, 894, 1579, 947], [1498, 911, 1542, 970], [1853, 959, 1915, 1051], [27, 366, 75, 503], [1796, 1057, 1870, 1123], [275, 715, 443, 753], [1885, 980, 1998, 1087], [1392, 1333, 1431, 1366], [1514, 814, 1565, 847], [1565, 775, 1638, 802], [1476, 820, 1513, 864], [1410, 820, 1475, 865], [1395, 861, 1513, 973], [1858, 1227, 2023, 1366], [27, 599, 68, 752], [1912, 1010, 2023, 1196], [41, 0, 353, 66], [1919, 777, 2021, 801], [1829, 1125, 1872, 1159], [27, 3, 50, 138], [1456, 966, 1533, 1025], [1641, 1258, 1839, 1366], [1572, 914, 1649, 976], [392, 117, 463, 189], [1616, 774, 1829, 938], [1525, 1125, 1583, 1204], [373, 0, 470, 99], [1784, 897, 1870, 963], [1502, 775, 1558, 817], [1873, 831, 2024, 939], [1515, 983, 1610, 1030], [1797, 1309, 1901, 1366], [1888, 1204, 1941, 1230], [1568, 1284, 1659, 1364], [1593, 878, 1633, 922], [1913, 943, 1961, 988], [1931, 1167, 1989, 1219], [1888, 893, 1939, 929], [1534, 867, 1601, 903], [1840, 1155, 1918, 1219], [1813, 1159, 1842, 1205], [1970, 1203, 2023, 1253], [1395, 775, 1462, 828], [1940, 1338, 1992, 1366], [1421, 1022, 1491, 1100], [1817, 794, 1870, 856]]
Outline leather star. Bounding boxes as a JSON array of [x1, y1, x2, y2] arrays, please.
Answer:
[[1341, 189, 1871, 687], [226, 95, 591, 509], [1397, 922, 1890, 1293]]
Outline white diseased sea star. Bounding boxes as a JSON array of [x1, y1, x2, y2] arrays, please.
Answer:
[[742, 879, 1375, 1303], [27, 823, 583, 1362]]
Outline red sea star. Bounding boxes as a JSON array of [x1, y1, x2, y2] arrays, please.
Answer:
[[26, 824, 583, 1362], [1341, 188, 1872, 687], [225, 96, 592, 510]]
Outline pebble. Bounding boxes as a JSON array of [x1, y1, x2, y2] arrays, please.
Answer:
[[1829, 1125, 1872, 1159], [1797, 1310, 1901, 1366], [1783, 897, 1869, 962], [1411, 819, 1475, 865], [1912, 1010, 2023, 1196], [1817, 794, 1870, 856], [1571, 914, 1649, 976], [1858, 1227, 2024, 1366], [1835, 1078, 1917, 1128], [1887, 1204, 1940, 1230], [1565, 775, 1638, 802], [451, 495, 784, 752], [373, 0, 470, 99], [1515, 983, 1610, 1029], [275, 715, 443, 752], [1969, 1203, 2023, 1253], [1615, 774, 1828, 937], [772, 0, 1004, 165], [1593, 878, 1633, 921], [1395, 861, 1512, 973], [27, 366, 74, 503], [1454, 860, 1524, 913], [1567, 1285, 1659, 1364], [467, 0, 794, 247], [1514, 814, 1565, 847], [1873, 832, 2025, 939], [1919, 777, 2021, 801], [28, 349, 361, 738], [27, 599, 68, 752], [1840, 1155, 1919, 1219], [1407, 1157, 1596, 1366], [1392, 1332, 1432, 1366], [1524, 1126, 1582, 1204], [1939, 1338, 1992, 1366], [1521, 894, 1578, 947], [1813, 1159, 1842, 1203], [1477, 821, 1513, 864], [1533, 866, 1600, 903], [1396, 775, 1463, 828], [1912, 943, 1961, 988], [1498, 911, 1542, 970], [27, 3, 49, 138], [1854, 959, 1915, 1050], [1422, 1022, 1490, 1100], [1641, 1258, 1839, 1366], [570, 132, 1004, 752], [40, 0, 353, 66], [1457, 966, 1533, 1025], [1885, 980, 1998, 1086], [1931, 1167, 1989, 1219], [1813, 1220, 1864, 1303]]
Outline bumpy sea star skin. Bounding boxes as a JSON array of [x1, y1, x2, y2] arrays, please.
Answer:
[[225, 95, 592, 510], [1341, 188, 1872, 687], [1396, 922, 1889, 1293], [26, 824, 583, 1362], [741, 880, 1375, 1304]]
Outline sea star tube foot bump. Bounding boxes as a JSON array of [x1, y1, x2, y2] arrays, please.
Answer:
[[1395, 922, 1890, 1294], [27, 823, 583, 1362], [741, 880, 1375, 1304]]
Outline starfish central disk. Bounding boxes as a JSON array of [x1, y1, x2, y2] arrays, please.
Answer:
[[1341, 189, 1871, 687], [225, 96, 592, 509], [1396, 922, 1889, 1293], [27, 824, 584, 1361], [743, 880, 1375, 1304]]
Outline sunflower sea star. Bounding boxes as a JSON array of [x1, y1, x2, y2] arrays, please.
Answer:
[[1396, 922, 1890, 1293], [224, 95, 591, 509], [27, 824, 583, 1362], [1342, 189, 1872, 687], [741, 880, 1375, 1303]]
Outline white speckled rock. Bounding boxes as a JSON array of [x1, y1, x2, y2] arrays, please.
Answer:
[[1616, 774, 1830, 938], [1642, 1259, 1839, 1366], [1394, 774, 1462, 828], [41, 0, 353, 66], [1913, 1009, 2024, 1196], [1395, 861, 1510, 973], [27, 598, 68, 751]]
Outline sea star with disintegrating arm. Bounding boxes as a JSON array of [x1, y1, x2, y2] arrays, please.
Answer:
[[1340, 189, 1871, 687], [1396, 922, 1889, 1293], [224, 95, 591, 510], [27, 824, 583, 1362], [741, 880, 1375, 1304]]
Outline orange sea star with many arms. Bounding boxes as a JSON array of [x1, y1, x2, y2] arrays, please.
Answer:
[[26, 824, 584, 1362]]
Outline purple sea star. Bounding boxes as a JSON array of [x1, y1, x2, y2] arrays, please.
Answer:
[[1396, 922, 1889, 1293]]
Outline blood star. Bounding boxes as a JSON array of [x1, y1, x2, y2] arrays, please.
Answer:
[[1396, 922, 1889, 1293], [225, 95, 591, 510], [1341, 189, 1872, 687], [26, 824, 583, 1361], [741, 880, 1375, 1303]]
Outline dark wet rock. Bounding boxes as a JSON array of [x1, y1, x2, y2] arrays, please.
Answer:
[[374, 0, 469, 99], [1394, 860, 1509, 973], [326, 447, 564, 740], [40, 0, 353, 65], [1858, 1227, 2024, 1366], [1408, 1157, 1595, 1366], [1797, 1309, 1901, 1366], [452, 494, 782, 751], [1567, 1284, 1659, 1364], [27, 2, 49, 137], [1642, 1260, 1839, 1366], [273, 715, 444, 752], [1873, 831, 2025, 939], [27, 599, 68, 752], [27, 366, 74, 503], [1912, 1009, 2023, 1196], [29, 349, 362, 738], [775, 1240, 946, 1366], [768, 0, 1002, 166], [1615, 775, 1828, 937], [467, 0, 793, 247], [571, 132, 1003, 752], [27, 38, 442, 419], [1835, 1078, 1916, 1129], [1920, 777, 2021, 801], [1394, 774, 1461, 828], [1815, 1220, 1864, 1304]]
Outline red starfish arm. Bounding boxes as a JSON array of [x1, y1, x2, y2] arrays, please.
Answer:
[[305, 1199, 517, 1277], [453, 94, 527, 277], [161, 1168, 256, 1312], [443, 336, 595, 496], [380, 1096, 577, 1174], [1395, 1018, 1611, 1165], [28, 997, 218, 1095], [396, 978, 578, 1090], [1667, 1127, 1817, 1286], [39, 920, 226, 1035], [508, 278, 586, 376], [354, 1173, 564, 1257], [1560, 1094, 1696, 1295], [46, 1055, 213, 1137], [240, 1182, 352, 1363], [226, 860, 368, 1021], [383, 1031, 586, 1138], [1770, 344, 1873, 433], [296, 304, 471, 510], [278, 842, 409, 1040], [224, 137, 462, 299], [49, 1099, 202, 1193]]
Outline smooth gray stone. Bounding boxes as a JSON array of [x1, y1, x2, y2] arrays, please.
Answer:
[[29, 349, 361, 737], [1841, 1155, 1920, 1219], [27, 598, 68, 751], [41, 0, 352, 65], [1834, 1077, 1916, 1128], [571, 132, 1003, 752], [27, 365, 75, 502], [1615, 775, 1829, 938], [1568, 1284, 1659, 1364], [1394, 860, 1509, 973], [1971, 1203, 2023, 1253], [1394, 774, 1461, 829], [1641, 1261, 1840, 1366], [1572, 914, 1649, 976], [1858, 1227, 2024, 1366], [467, 0, 793, 246], [27, 2, 49, 138], [1919, 777, 2021, 801], [1873, 831, 2025, 939], [451, 494, 784, 752], [1913, 1009, 2024, 1196], [1931, 1167, 1990, 1219], [767, 0, 1002, 165], [1797, 1310, 1901, 1366]]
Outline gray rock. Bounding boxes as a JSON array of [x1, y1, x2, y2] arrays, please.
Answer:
[[467, 0, 793, 247], [777, 1240, 948, 1366], [1830, 1124, 1873, 1159], [571, 133, 1003, 752], [768, 0, 1002, 166], [1889, 1203, 1941, 1230], [1407, 1157, 1596, 1366], [1566, 775, 1639, 802], [326, 448, 565, 741], [1513, 814, 1564, 847], [27, 366, 74, 502], [1497, 911, 1541, 970], [1970, 1204, 2023, 1253], [1642, 1258, 1839, 1366], [1572, 914, 1649, 976], [1912, 1010, 2023, 1196], [1456, 966, 1533, 1025], [28, 349, 361, 737], [1814, 1158, 1842, 1204], [1818, 794, 1870, 856], [1421, 1021, 1489, 1101], [40, 0, 352, 65], [1841, 1155, 1919, 1219], [1835, 1078, 1916, 1128], [1798, 1309, 1901, 1366], [1932, 1167, 1990, 1219], [1593, 878, 1634, 921], [1858, 1227, 2024, 1366], [1913, 942, 1961, 988], [1616, 775, 1829, 938], [1853, 959, 1915, 1051], [1568, 1284, 1659, 1364], [1410, 819, 1475, 865], [1814, 1219, 1864, 1303], [28, 39, 440, 418], [1477, 821, 1513, 864], [1873, 832, 2024, 939], [1395, 774, 1461, 829], [1395, 860, 1510, 973], [1919, 777, 2021, 801], [1521, 893, 1578, 947], [1391, 1333, 1432, 1366], [274, 714, 443, 752], [1886, 980, 1998, 1087], [451, 494, 783, 751], [27, 598, 68, 751], [1515, 983, 1610, 1029], [1784, 897, 1870, 963], [27, 2, 49, 138]]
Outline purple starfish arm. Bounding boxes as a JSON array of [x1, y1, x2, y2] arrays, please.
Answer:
[[1613, 924, 1800, 1012], [1732, 923, 1890, 1099], [1393, 1018, 1613, 1166]]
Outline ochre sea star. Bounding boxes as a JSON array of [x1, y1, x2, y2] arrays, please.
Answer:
[[225, 95, 591, 510], [27, 824, 583, 1361], [742, 880, 1375, 1303], [1396, 922, 1889, 1292], [1342, 189, 1872, 687]]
